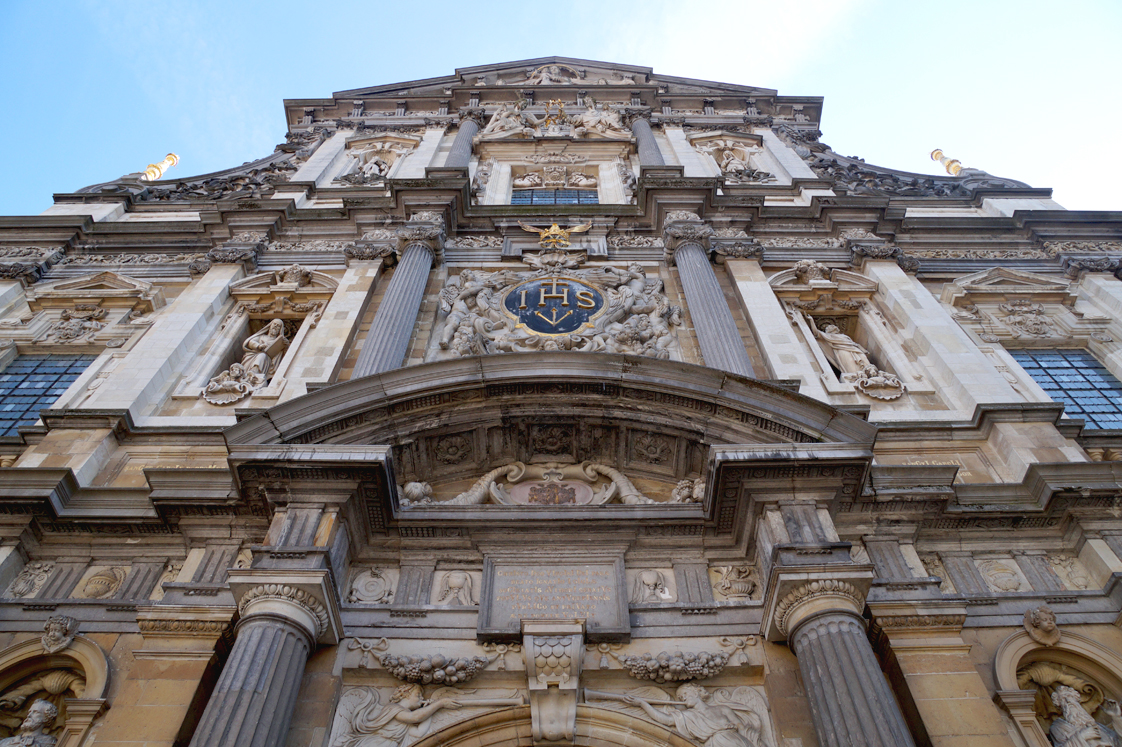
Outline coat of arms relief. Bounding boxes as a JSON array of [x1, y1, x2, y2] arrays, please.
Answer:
[[429, 250, 681, 361]]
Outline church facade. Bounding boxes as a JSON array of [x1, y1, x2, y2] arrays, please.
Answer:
[[0, 57, 1118, 747]]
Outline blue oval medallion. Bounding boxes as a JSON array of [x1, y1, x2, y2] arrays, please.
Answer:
[[503, 278, 604, 335]]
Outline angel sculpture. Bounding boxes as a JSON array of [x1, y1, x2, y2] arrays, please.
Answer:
[[600, 684, 774, 747]]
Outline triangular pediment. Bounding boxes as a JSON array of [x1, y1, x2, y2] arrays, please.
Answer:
[[26, 272, 164, 311], [941, 267, 1076, 306]]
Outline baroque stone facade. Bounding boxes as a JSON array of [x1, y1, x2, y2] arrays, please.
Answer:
[[0, 57, 1118, 747]]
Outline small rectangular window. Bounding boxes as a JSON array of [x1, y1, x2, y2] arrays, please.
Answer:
[[511, 189, 599, 205], [0, 355, 96, 436], [1009, 349, 1122, 429]]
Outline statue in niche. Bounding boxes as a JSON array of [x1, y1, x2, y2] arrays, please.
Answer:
[[620, 684, 773, 747], [0, 669, 84, 740], [333, 684, 523, 747], [1049, 685, 1122, 747], [808, 318, 904, 401], [203, 319, 290, 405], [435, 571, 475, 606], [570, 102, 631, 140], [0, 700, 57, 747]]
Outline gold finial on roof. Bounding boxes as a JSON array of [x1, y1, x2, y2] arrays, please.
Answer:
[[930, 149, 962, 176], [141, 153, 180, 181]]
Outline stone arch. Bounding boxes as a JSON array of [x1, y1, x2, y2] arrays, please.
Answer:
[[995, 630, 1122, 747], [408, 704, 697, 747], [0, 636, 109, 747]]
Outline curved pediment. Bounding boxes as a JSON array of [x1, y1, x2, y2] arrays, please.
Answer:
[[227, 353, 875, 450]]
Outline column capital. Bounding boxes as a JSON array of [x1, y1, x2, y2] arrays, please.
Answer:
[[228, 568, 342, 645], [396, 213, 446, 263], [662, 212, 714, 259], [762, 566, 875, 641]]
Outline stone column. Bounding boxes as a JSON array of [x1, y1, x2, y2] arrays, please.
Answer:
[[666, 218, 757, 377], [188, 603, 320, 747], [631, 117, 665, 166], [352, 217, 443, 378], [445, 117, 480, 168], [782, 595, 917, 747]]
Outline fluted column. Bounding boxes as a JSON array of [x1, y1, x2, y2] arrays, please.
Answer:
[[631, 117, 665, 166], [790, 610, 917, 747], [670, 237, 757, 377], [353, 215, 443, 377], [188, 604, 319, 747], [445, 118, 480, 168]]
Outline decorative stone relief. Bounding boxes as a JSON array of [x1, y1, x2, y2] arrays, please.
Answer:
[[523, 63, 579, 84], [6, 562, 52, 599], [672, 478, 704, 503], [977, 558, 1027, 592], [74, 567, 126, 599], [434, 253, 680, 361], [33, 306, 106, 344], [40, 616, 77, 655], [920, 554, 956, 594], [586, 684, 776, 747], [402, 461, 654, 507], [613, 650, 730, 683], [513, 167, 597, 189], [1000, 299, 1057, 338], [1044, 240, 1122, 257], [482, 642, 522, 671], [1047, 555, 1091, 590], [142, 160, 295, 201], [377, 653, 493, 685], [338, 138, 417, 186], [55, 252, 206, 266], [202, 319, 290, 405], [478, 101, 542, 140], [329, 684, 523, 747], [348, 568, 395, 604], [630, 570, 675, 603], [607, 234, 663, 248], [433, 571, 477, 606], [347, 637, 388, 668], [446, 235, 503, 249], [709, 566, 757, 601], [524, 623, 584, 743], [718, 636, 757, 665], [1023, 605, 1061, 646]]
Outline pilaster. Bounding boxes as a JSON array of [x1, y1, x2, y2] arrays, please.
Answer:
[[869, 602, 1016, 747]]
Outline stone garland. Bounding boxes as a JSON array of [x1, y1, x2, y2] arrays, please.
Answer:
[[614, 650, 729, 683], [377, 652, 493, 685]]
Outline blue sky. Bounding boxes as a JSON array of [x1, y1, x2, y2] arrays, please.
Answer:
[[1, 1, 1119, 215]]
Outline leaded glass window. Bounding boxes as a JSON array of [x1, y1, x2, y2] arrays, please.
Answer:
[[1009, 349, 1122, 429], [0, 355, 97, 436], [510, 189, 599, 205]]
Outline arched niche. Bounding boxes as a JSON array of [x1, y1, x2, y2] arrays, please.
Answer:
[[994, 630, 1122, 747], [0, 636, 109, 747], [408, 704, 696, 747]]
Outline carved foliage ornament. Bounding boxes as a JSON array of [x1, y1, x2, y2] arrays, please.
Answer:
[[378, 652, 493, 686], [614, 651, 729, 683]]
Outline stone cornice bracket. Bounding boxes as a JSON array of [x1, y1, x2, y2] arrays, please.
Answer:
[[1061, 254, 1122, 279], [523, 620, 584, 745], [227, 568, 343, 645], [849, 240, 920, 274], [662, 211, 714, 263], [396, 212, 446, 265], [200, 235, 264, 274], [710, 239, 762, 264], [344, 242, 397, 266], [0, 262, 43, 286]]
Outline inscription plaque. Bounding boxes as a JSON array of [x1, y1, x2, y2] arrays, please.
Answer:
[[478, 558, 629, 641]]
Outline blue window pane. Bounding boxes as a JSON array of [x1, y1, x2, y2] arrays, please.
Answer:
[[1013, 349, 1122, 430], [0, 355, 95, 436]]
